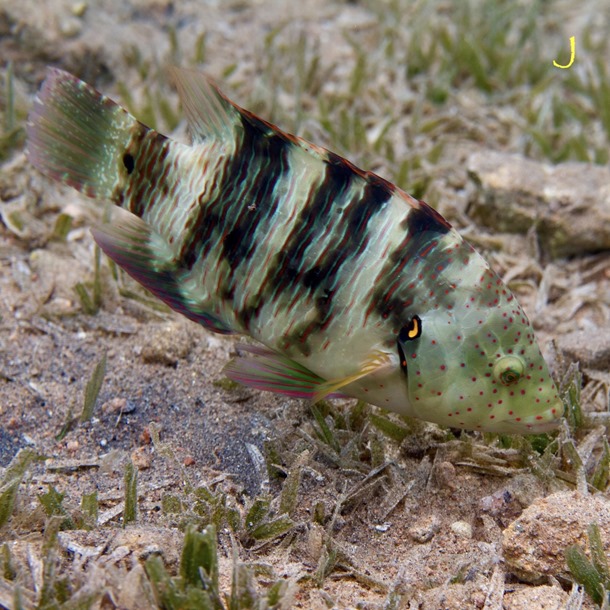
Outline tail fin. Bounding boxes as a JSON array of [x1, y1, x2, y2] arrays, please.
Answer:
[[27, 68, 140, 200]]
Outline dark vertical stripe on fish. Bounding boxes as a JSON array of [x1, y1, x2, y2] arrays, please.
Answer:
[[400, 200, 452, 234], [301, 174, 392, 298], [262, 161, 392, 353], [266, 154, 354, 296], [289, 176, 392, 349], [178, 113, 290, 278], [221, 124, 289, 269], [370, 201, 452, 324]]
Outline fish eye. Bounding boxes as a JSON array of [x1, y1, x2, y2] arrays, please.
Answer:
[[398, 315, 422, 343], [493, 355, 525, 386]]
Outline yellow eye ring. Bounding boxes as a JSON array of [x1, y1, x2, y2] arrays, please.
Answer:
[[493, 356, 525, 386], [398, 315, 422, 342]]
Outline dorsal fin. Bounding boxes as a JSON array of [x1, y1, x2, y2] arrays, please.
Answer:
[[169, 67, 239, 142]]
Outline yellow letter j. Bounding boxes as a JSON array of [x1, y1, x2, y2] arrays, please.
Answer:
[[553, 36, 575, 69]]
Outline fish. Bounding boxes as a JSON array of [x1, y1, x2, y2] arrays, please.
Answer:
[[26, 67, 564, 434]]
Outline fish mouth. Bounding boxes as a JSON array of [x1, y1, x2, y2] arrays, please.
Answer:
[[484, 418, 560, 435], [496, 405, 564, 435], [522, 419, 562, 434]]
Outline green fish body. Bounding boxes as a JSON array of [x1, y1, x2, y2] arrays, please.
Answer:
[[27, 68, 563, 433]]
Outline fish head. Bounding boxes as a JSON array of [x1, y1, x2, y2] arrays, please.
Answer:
[[395, 237, 563, 434]]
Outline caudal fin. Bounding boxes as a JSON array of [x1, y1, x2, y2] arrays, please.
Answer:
[[27, 68, 139, 200]]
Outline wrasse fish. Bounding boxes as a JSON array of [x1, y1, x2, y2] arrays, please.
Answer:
[[27, 68, 563, 434]]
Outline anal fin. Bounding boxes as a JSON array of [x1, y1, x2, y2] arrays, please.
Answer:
[[92, 212, 232, 334]]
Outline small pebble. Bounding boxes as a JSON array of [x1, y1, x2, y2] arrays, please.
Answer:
[[71, 1, 88, 16], [66, 440, 79, 453], [140, 427, 152, 445], [141, 321, 194, 366], [131, 447, 152, 470], [59, 16, 82, 38], [102, 397, 128, 415], [450, 520, 472, 539], [409, 515, 440, 543]]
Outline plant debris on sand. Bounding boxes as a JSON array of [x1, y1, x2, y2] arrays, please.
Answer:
[[1, 0, 609, 608]]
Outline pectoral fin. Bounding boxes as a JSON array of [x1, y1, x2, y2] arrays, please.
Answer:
[[224, 345, 392, 402], [223, 345, 338, 399], [311, 350, 393, 403]]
